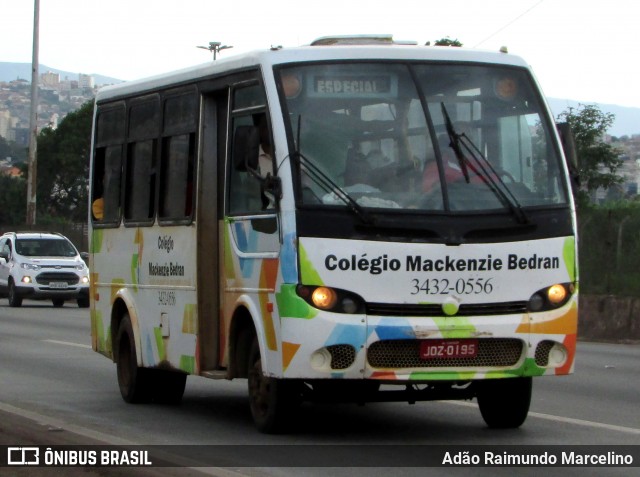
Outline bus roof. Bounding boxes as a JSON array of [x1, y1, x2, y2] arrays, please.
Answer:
[[95, 44, 531, 103]]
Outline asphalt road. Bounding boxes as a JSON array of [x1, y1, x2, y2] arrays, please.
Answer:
[[0, 300, 638, 476]]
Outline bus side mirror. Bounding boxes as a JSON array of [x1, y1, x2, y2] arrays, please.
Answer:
[[556, 122, 580, 187], [233, 126, 260, 173]]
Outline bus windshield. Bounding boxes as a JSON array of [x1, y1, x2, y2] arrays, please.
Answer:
[[278, 62, 568, 214]]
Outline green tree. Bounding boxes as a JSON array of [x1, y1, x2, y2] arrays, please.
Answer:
[[35, 100, 94, 223], [0, 175, 26, 224], [557, 104, 623, 205], [430, 37, 463, 47]]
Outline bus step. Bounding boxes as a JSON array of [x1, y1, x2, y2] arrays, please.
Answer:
[[200, 370, 228, 380]]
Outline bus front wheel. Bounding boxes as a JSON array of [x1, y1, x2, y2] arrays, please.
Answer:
[[247, 336, 298, 433], [116, 315, 153, 404], [476, 377, 532, 429]]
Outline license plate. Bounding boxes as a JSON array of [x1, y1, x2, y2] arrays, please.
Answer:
[[420, 339, 478, 360], [49, 282, 68, 289]]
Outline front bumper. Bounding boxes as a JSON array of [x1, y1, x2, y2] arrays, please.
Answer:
[[13, 284, 89, 301], [278, 299, 578, 381]]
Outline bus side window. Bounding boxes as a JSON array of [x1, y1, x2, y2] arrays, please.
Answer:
[[92, 104, 125, 225], [159, 133, 195, 220], [92, 149, 106, 220], [229, 116, 263, 215], [124, 140, 156, 222], [124, 97, 160, 224], [92, 146, 123, 222], [159, 90, 197, 222]]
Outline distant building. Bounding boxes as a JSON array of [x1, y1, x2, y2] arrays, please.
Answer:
[[0, 163, 22, 178], [48, 112, 59, 129], [7, 166, 21, 177], [0, 110, 15, 138], [12, 127, 28, 147], [41, 71, 60, 88], [78, 74, 95, 89]]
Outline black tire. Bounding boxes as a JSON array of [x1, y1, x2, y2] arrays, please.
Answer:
[[116, 315, 153, 403], [52, 298, 65, 308], [247, 336, 298, 434], [8, 280, 22, 308], [476, 377, 532, 429], [77, 297, 90, 308], [151, 369, 187, 405]]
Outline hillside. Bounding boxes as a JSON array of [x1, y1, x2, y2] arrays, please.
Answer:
[[1, 62, 639, 137], [546, 98, 640, 138], [0, 62, 121, 87]]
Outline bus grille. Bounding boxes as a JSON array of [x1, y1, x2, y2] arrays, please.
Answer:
[[327, 345, 356, 370], [534, 340, 556, 367], [366, 302, 528, 317], [36, 272, 80, 285], [367, 338, 523, 369]]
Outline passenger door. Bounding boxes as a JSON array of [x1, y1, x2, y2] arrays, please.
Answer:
[[224, 78, 281, 359]]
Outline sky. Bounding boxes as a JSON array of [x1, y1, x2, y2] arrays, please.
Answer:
[[2, 0, 640, 109]]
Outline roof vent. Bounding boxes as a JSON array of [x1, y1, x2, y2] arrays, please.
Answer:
[[310, 34, 416, 46]]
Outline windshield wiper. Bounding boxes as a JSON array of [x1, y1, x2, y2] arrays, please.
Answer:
[[441, 103, 471, 183], [292, 151, 375, 225], [440, 103, 529, 225]]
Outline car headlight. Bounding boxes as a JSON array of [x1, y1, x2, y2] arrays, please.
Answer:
[[20, 263, 40, 271], [75, 264, 86, 271]]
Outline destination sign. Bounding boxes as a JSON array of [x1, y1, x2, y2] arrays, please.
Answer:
[[309, 74, 397, 98]]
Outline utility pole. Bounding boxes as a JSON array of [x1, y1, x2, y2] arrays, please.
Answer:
[[197, 42, 233, 61], [26, 0, 39, 225]]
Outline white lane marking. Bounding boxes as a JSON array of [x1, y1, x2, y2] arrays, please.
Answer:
[[528, 411, 640, 435], [43, 339, 91, 349], [447, 400, 640, 435]]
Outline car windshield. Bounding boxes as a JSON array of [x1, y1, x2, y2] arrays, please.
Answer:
[[278, 62, 568, 214], [15, 238, 77, 257]]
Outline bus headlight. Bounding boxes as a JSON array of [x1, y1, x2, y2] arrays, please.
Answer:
[[311, 287, 337, 309], [297, 285, 365, 314], [547, 284, 567, 305], [528, 283, 574, 312]]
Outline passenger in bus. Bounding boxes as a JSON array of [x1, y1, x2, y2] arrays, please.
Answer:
[[255, 114, 275, 209], [422, 134, 465, 192], [92, 196, 104, 220], [92, 174, 105, 220], [256, 114, 273, 179], [343, 148, 369, 186]]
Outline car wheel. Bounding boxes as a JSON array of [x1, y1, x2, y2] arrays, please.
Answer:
[[52, 299, 65, 308], [77, 298, 90, 308], [8, 279, 22, 307]]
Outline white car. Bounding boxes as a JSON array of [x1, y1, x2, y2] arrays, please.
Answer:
[[0, 232, 90, 308]]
